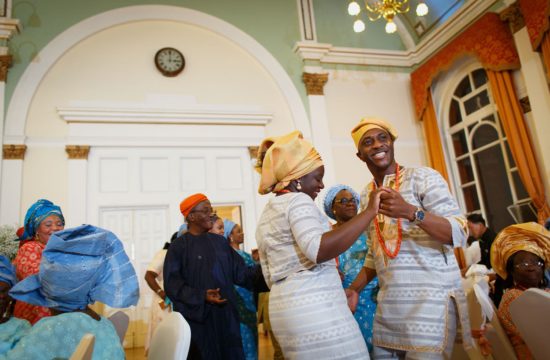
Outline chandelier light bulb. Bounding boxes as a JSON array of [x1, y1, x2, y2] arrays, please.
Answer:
[[385, 20, 397, 34], [353, 19, 366, 32], [348, 1, 361, 16], [416, 2, 429, 17]]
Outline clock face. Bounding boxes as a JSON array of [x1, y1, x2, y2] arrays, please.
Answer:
[[154, 47, 185, 77]]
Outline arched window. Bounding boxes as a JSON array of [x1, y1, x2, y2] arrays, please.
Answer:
[[445, 68, 536, 232]]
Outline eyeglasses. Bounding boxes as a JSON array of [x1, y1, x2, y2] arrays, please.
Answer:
[[334, 197, 356, 205], [514, 261, 544, 270], [190, 207, 213, 216]]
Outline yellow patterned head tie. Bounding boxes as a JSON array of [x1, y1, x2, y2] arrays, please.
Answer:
[[257, 130, 323, 195], [351, 117, 398, 149], [490, 222, 550, 279]]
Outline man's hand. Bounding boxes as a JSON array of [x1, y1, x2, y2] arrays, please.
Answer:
[[206, 288, 227, 305], [345, 288, 359, 313], [378, 188, 416, 220]]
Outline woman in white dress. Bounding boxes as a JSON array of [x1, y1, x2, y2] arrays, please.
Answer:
[[255, 131, 382, 359], [144, 232, 177, 355]]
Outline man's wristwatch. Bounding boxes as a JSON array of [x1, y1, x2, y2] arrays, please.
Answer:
[[411, 207, 425, 225]]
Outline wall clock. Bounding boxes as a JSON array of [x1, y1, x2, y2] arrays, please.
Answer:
[[154, 47, 185, 77]]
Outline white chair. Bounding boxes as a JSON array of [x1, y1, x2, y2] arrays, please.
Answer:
[[509, 288, 550, 360], [108, 310, 130, 344], [148, 311, 191, 360], [69, 333, 95, 360]]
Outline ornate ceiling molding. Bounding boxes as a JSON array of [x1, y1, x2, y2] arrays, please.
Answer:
[[3, 144, 26, 159], [294, 0, 500, 69]]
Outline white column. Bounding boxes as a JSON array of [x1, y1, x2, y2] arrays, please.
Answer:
[[514, 28, 550, 200], [302, 72, 335, 187], [0, 145, 26, 225], [65, 145, 90, 227]]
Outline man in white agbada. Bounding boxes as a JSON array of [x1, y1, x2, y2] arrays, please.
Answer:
[[347, 118, 474, 359]]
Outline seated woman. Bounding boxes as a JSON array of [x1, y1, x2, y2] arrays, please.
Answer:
[[491, 222, 550, 360], [3, 224, 139, 360], [13, 199, 65, 324], [224, 219, 258, 360], [0, 256, 31, 356], [323, 184, 378, 352]]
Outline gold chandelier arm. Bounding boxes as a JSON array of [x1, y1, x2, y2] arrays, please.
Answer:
[[364, 0, 383, 21], [396, 0, 410, 14]]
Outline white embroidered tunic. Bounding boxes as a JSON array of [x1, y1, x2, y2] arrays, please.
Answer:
[[361, 166, 474, 353]]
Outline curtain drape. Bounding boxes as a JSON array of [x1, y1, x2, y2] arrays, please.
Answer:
[[541, 34, 550, 80], [421, 92, 449, 183], [486, 70, 550, 223]]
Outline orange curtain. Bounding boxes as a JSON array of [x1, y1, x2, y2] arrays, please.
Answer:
[[541, 34, 550, 80], [421, 91, 449, 183], [486, 70, 550, 223]]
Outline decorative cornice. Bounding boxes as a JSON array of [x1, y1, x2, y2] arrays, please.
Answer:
[[294, 0, 499, 68], [519, 96, 531, 113], [65, 145, 90, 160], [248, 146, 258, 160], [0, 55, 12, 82], [302, 72, 328, 95], [500, 2, 525, 34], [0, 18, 21, 41], [3, 144, 27, 160], [57, 106, 272, 126]]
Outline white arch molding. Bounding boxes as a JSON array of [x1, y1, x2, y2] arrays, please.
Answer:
[[4, 5, 310, 142]]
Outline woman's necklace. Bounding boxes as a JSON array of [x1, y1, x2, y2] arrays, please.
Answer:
[[372, 164, 402, 259]]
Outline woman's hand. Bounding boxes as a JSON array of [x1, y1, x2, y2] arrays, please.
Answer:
[[365, 188, 387, 217], [345, 288, 359, 313]]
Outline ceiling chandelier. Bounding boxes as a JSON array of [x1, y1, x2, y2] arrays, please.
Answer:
[[348, 0, 429, 34]]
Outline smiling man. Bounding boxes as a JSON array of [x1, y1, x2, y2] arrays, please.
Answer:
[[163, 193, 259, 360], [347, 117, 474, 359]]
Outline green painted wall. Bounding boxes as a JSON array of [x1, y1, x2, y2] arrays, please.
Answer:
[[7, 0, 307, 111]]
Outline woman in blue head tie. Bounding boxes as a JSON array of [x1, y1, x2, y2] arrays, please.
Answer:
[[4, 224, 139, 360], [13, 199, 64, 324], [224, 219, 258, 360], [323, 184, 379, 353]]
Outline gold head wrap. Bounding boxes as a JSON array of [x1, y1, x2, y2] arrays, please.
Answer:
[[351, 117, 398, 149], [490, 222, 550, 279], [257, 131, 323, 195]]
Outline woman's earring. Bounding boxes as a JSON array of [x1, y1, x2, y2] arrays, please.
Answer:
[[296, 180, 302, 191]]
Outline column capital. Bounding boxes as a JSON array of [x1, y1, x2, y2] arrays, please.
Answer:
[[3, 144, 27, 160], [0, 55, 12, 82], [65, 145, 90, 160], [500, 2, 525, 34], [302, 72, 328, 96]]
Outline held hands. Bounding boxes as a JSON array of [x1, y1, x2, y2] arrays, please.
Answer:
[[378, 188, 416, 221], [365, 188, 389, 217], [206, 288, 227, 305]]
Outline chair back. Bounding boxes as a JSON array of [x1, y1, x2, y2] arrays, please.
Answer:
[[467, 287, 517, 360], [108, 310, 130, 344], [148, 312, 191, 360], [509, 288, 550, 360], [69, 333, 95, 360]]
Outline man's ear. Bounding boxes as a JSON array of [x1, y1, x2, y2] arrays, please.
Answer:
[[356, 151, 363, 161]]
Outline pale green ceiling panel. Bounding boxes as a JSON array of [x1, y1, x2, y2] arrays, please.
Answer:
[[312, 0, 406, 50]]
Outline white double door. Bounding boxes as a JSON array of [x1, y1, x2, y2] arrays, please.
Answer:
[[88, 146, 258, 347]]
